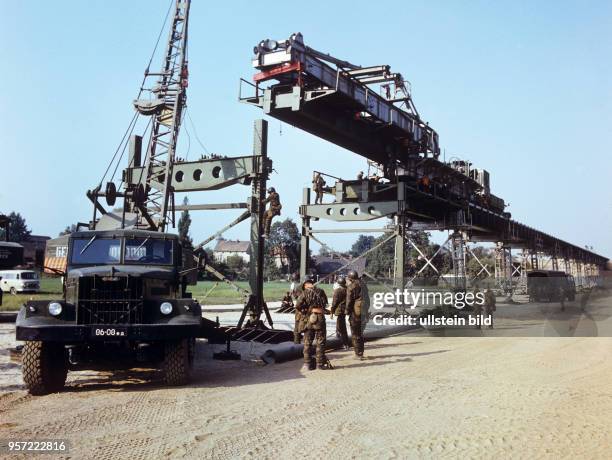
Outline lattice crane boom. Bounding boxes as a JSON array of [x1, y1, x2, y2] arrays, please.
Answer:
[[132, 0, 191, 232]]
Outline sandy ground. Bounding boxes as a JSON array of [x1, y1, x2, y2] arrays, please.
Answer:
[[1, 294, 612, 459]]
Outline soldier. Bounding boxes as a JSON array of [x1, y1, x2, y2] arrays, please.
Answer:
[[263, 187, 282, 237], [296, 277, 330, 370], [484, 288, 496, 329], [472, 286, 483, 329], [357, 171, 364, 180], [346, 270, 365, 359], [360, 278, 370, 333], [313, 172, 326, 204], [281, 291, 294, 310], [331, 276, 350, 349]]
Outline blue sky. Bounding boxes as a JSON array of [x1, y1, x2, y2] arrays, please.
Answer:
[[1, 0, 610, 257]]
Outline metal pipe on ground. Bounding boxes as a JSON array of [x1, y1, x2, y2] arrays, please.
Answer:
[[260, 324, 419, 364]]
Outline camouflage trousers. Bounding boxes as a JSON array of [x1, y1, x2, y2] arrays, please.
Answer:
[[263, 207, 280, 235], [303, 315, 327, 365], [484, 308, 494, 328], [349, 315, 364, 356], [314, 190, 324, 204], [294, 312, 305, 344], [335, 314, 349, 347]]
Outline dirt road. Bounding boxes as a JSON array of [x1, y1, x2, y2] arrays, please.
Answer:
[[1, 327, 612, 459]]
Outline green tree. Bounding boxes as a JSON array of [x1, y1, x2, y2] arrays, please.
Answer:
[[226, 254, 248, 280], [203, 248, 230, 280], [350, 235, 375, 257], [466, 247, 494, 279], [178, 196, 193, 249], [59, 224, 77, 236], [265, 218, 300, 275], [0, 212, 31, 242], [365, 233, 395, 278]]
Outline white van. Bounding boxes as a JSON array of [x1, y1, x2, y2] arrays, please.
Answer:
[[0, 270, 40, 294]]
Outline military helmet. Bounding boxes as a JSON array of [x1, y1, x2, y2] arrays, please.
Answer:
[[347, 270, 359, 280], [336, 276, 346, 287], [267, 186, 276, 193], [301, 276, 315, 289]]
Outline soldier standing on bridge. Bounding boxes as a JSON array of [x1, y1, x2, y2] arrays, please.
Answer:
[[484, 288, 496, 329], [313, 172, 326, 204], [263, 187, 282, 237], [346, 270, 365, 359], [331, 276, 350, 349], [296, 277, 331, 370]]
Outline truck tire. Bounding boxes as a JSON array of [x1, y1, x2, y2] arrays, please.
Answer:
[[22, 341, 68, 395], [163, 338, 194, 386]]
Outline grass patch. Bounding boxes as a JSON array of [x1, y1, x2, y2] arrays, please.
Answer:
[[0, 278, 63, 311], [0, 278, 337, 310]]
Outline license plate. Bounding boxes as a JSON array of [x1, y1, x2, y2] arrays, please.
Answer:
[[91, 326, 128, 339]]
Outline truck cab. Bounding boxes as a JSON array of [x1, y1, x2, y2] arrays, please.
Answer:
[[16, 229, 202, 395]]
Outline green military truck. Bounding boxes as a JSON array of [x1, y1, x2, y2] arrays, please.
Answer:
[[16, 229, 205, 395]]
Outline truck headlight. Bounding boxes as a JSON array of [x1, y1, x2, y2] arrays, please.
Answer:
[[48, 302, 62, 316], [160, 302, 173, 315]]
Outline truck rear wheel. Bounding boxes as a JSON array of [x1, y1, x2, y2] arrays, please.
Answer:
[[163, 338, 194, 386], [22, 341, 68, 395]]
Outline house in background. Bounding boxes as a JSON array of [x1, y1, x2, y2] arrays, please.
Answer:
[[213, 238, 251, 263], [313, 254, 366, 282], [44, 234, 70, 274]]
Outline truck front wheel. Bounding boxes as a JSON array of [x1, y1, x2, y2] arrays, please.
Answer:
[[22, 341, 68, 395], [163, 338, 195, 386]]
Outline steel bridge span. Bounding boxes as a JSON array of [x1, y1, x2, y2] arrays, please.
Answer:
[[241, 33, 607, 292]]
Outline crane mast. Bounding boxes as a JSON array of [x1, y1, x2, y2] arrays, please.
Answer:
[[132, 0, 190, 231]]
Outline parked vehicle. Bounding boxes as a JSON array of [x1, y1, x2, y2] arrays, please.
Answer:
[[0, 270, 40, 294], [16, 229, 207, 394], [527, 270, 576, 302]]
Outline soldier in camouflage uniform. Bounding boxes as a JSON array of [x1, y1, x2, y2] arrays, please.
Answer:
[[296, 277, 330, 370], [331, 276, 349, 349], [346, 270, 365, 359], [472, 286, 483, 329], [263, 187, 282, 237], [312, 172, 326, 204], [484, 288, 496, 329], [281, 292, 294, 310]]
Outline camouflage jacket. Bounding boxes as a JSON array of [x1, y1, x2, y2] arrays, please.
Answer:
[[346, 280, 362, 316], [296, 287, 328, 315], [484, 290, 496, 311], [313, 176, 325, 191], [265, 191, 281, 209], [331, 286, 347, 315]]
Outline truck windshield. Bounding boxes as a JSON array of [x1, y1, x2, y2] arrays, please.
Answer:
[[124, 238, 173, 265], [71, 237, 121, 264]]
